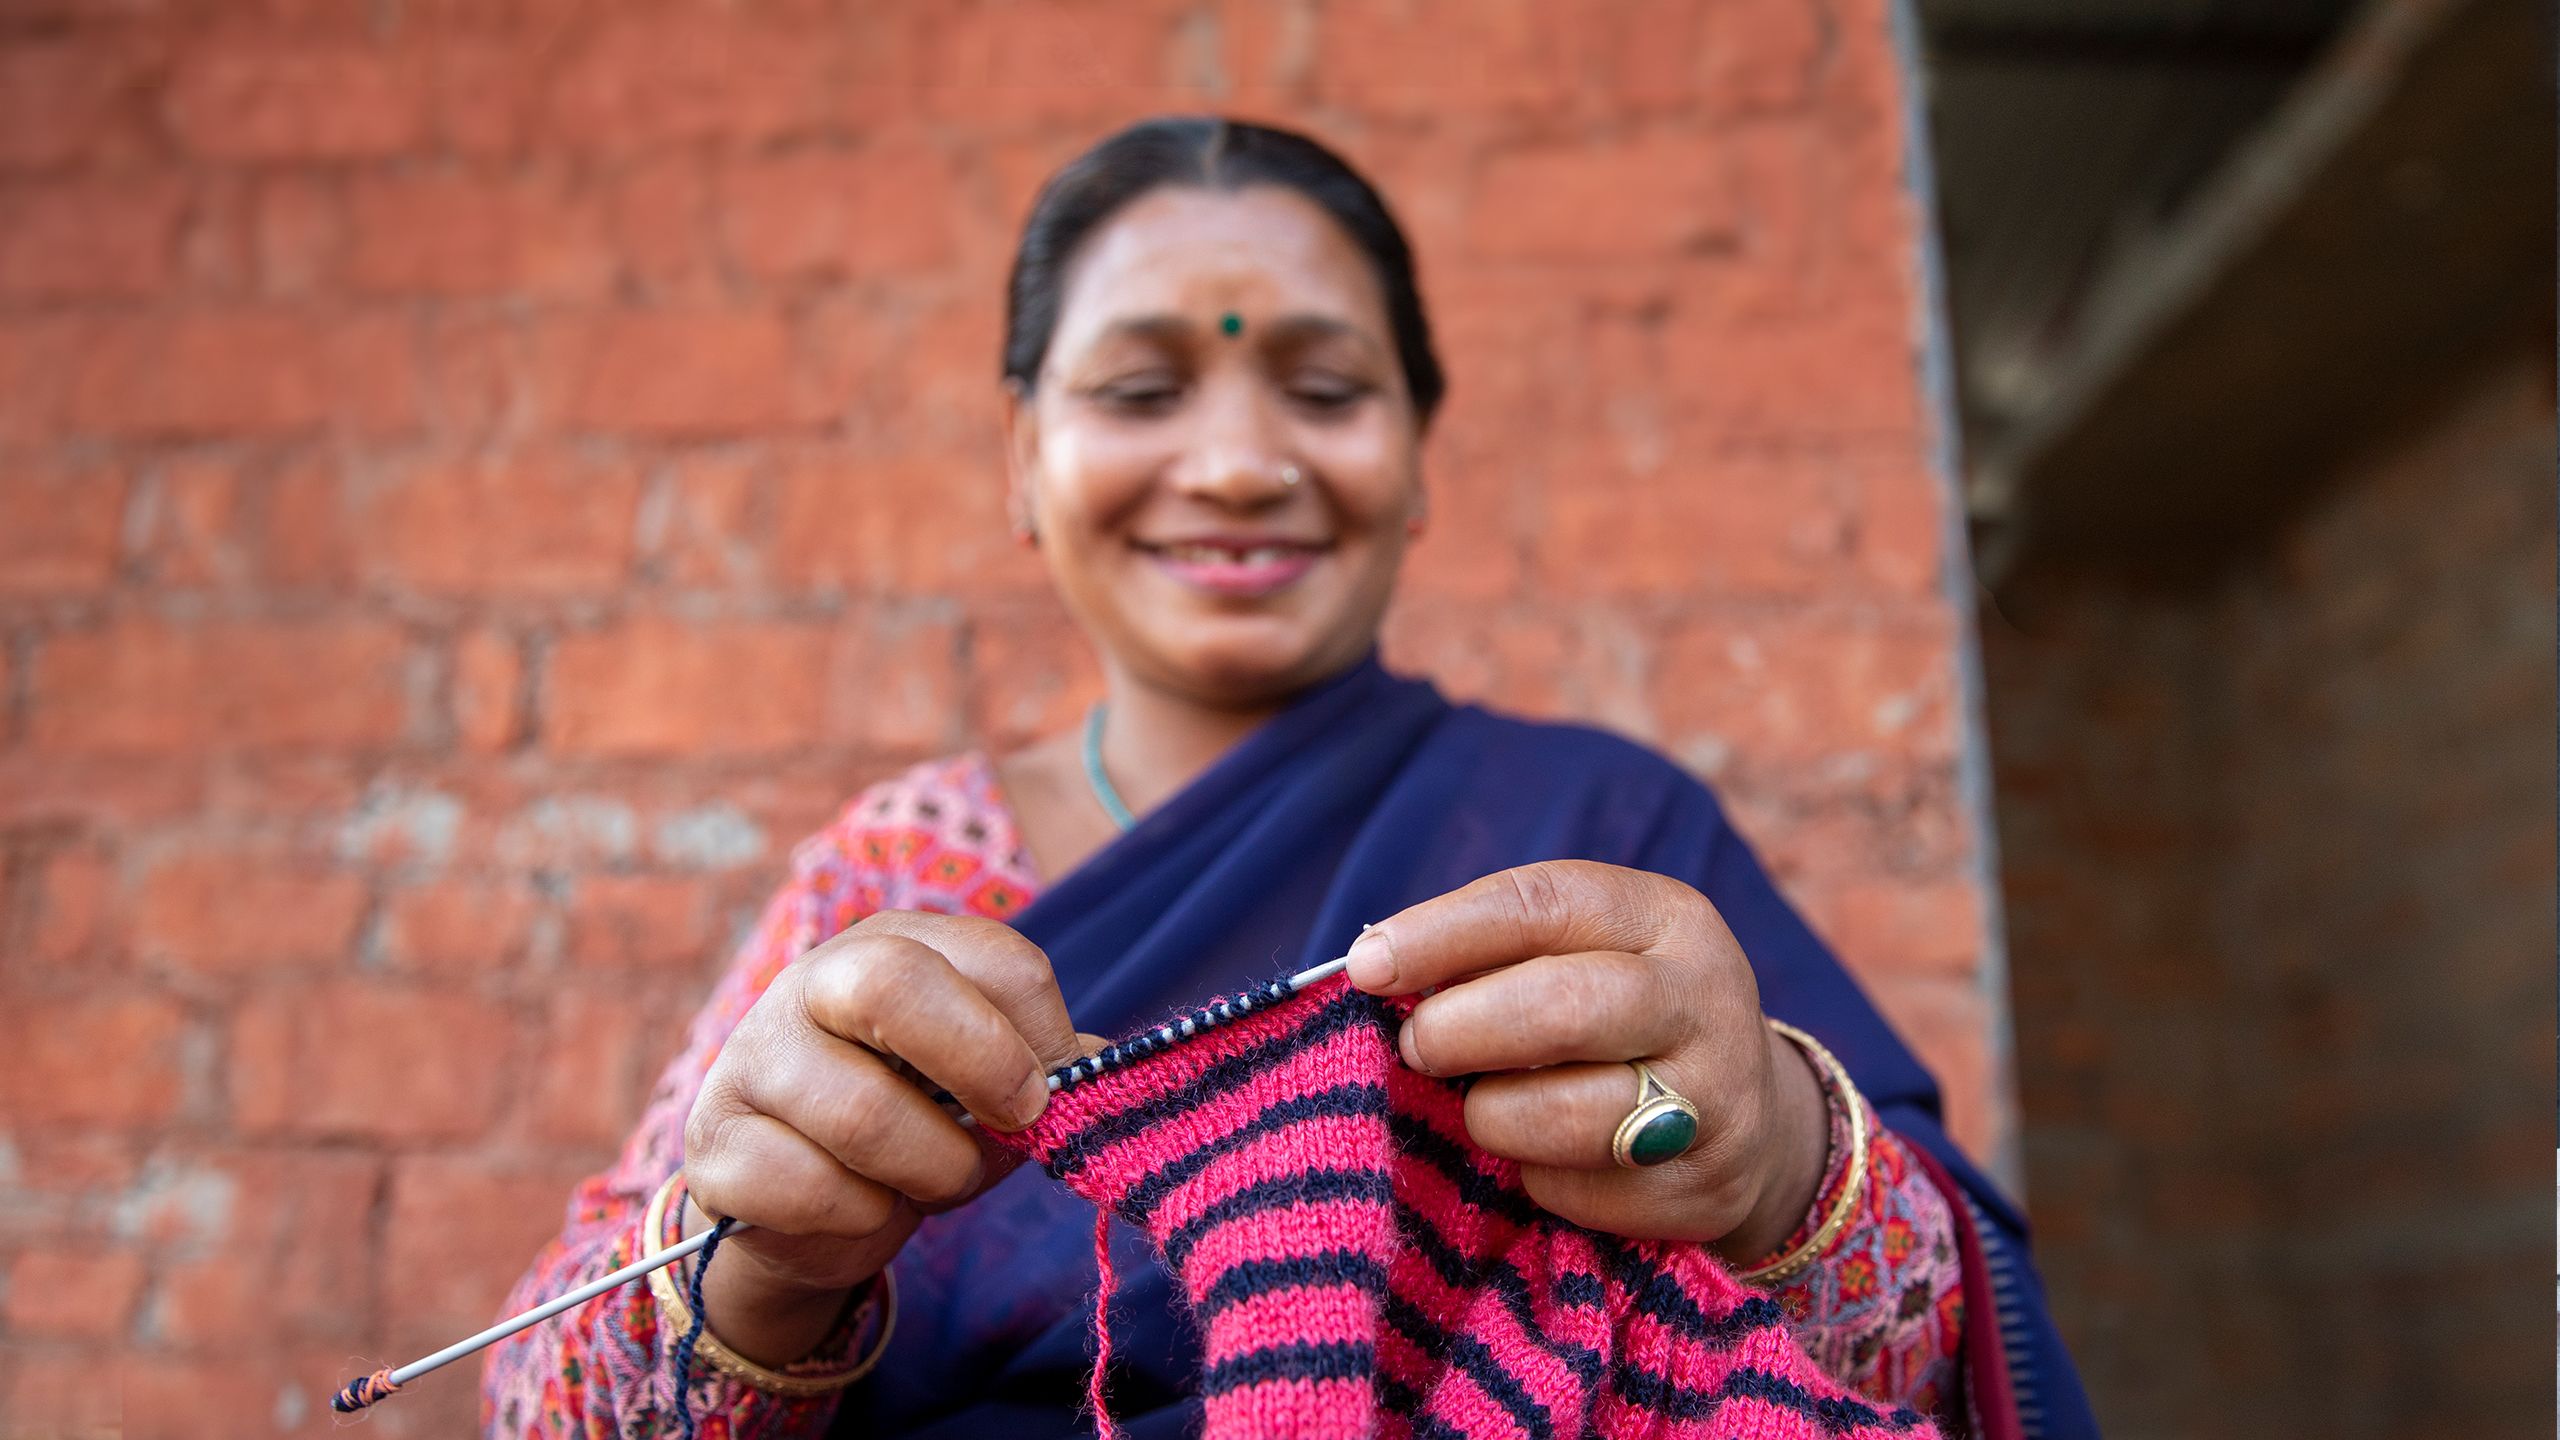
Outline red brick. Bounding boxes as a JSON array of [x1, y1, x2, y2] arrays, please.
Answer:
[[1470, 132, 1738, 261], [924, 1, 1181, 126], [0, 41, 155, 170], [526, 989, 655, 1146], [716, 142, 960, 282], [0, 316, 76, 446], [1, 1346, 124, 1438], [644, 452, 768, 587], [386, 1155, 598, 1337], [543, 308, 806, 437], [542, 16, 836, 152], [1301, 0, 1578, 121], [380, 875, 539, 975], [1396, 457, 1522, 603], [251, 175, 345, 298], [1840, 448, 1950, 596], [1653, 608, 1958, 777], [544, 616, 831, 757], [1867, 974, 2000, 1161], [137, 456, 248, 586], [772, 451, 1046, 595], [229, 982, 512, 1140], [263, 456, 359, 589], [1801, 874, 1985, 986], [605, 153, 718, 298], [966, 603, 1102, 748], [31, 616, 411, 754], [1699, 0, 1830, 115], [453, 627, 524, 750], [4, 1248, 146, 1341], [565, 873, 717, 973], [420, 308, 534, 440], [166, 44, 426, 161], [135, 852, 367, 978], [424, 35, 540, 156], [23, 848, 122, 971], [64, 310, 420, 437], [148, 1148, 379, 1349], [0, 993, 191, 1127], [826, 607, 966, 754], [359, 453, 640, 596], [345, 170, 614, 297], [0, 462, 127, 595], [1658, 306, 1922, 444], [0, 754, 206, 832], [1534, 450, 1859, 599], [120, 1345, 357, 1439], [0, 176, 187, 298]]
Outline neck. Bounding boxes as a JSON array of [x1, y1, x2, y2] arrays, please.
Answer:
[[1095, 666, 1289, 819]]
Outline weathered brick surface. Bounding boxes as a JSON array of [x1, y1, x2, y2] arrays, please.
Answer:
[[1987, 353, 2556, 1439], [0, 4, 1997, 1432]]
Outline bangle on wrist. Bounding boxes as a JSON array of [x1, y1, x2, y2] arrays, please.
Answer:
[[642, 1173, 896, 1398], [1735, 1020, 1870, 1287]]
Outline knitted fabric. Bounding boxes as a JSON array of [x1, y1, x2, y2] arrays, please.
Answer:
[[989, 973, 1943, 1440]]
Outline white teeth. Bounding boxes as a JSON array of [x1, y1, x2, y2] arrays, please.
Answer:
[[1162, 544, 1301, 566]]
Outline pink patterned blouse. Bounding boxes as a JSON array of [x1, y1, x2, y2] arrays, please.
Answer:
[[485, 754, 1965, 1437]]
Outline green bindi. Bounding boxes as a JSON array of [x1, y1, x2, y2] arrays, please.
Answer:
[[1219, 311, 1244, 337]]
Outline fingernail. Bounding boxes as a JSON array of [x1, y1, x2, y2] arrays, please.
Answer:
[[1397, 1020, 1432, 1075], [1346, 924, 1398, 991], [1008, 1070, 1050, 1130]]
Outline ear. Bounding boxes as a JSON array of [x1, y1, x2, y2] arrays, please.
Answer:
[[999, 379, 1040, 539]]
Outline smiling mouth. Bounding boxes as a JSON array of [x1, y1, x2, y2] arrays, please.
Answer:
[[1134, 539, 1329, 596]]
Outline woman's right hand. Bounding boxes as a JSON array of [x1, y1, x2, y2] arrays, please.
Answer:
[[679, 910, 1086, 1367]]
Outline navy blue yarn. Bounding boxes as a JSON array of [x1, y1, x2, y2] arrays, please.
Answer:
[[673, 1216, 735, 1440]]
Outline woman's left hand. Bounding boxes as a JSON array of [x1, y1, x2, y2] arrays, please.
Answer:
[[1345, 860, 1831, 1262]]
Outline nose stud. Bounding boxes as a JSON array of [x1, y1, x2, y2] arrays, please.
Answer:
[[1278, 463, 1304, 487]]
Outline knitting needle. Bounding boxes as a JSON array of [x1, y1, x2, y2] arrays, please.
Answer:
[[334, 952, 1355, 1410], [946, 953, 1353, 1129], [332, 1218, 755, 1412]]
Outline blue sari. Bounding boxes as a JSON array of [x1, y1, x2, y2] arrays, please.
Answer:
[[833, 658, 2097, 1439]]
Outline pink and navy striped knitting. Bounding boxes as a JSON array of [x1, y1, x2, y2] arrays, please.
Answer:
[[991, 973, 1946, 1440]]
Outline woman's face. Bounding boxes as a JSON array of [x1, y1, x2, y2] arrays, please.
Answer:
[[1003, 184, 1425, 710]]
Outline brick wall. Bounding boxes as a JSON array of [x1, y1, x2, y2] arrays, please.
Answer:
[[0, 4, 1992, 1435], [1987, 350, 2558, 1438]]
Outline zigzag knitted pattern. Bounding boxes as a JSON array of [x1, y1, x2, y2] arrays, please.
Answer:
[[990, 973, 1944, 1440]]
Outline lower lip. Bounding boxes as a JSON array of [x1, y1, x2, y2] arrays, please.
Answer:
[[1146, 548, 1322, 597]]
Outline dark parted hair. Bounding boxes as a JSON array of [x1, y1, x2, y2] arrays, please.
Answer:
[[1001, 115, 1447, 425]]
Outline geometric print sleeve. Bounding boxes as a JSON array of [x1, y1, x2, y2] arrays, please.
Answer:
[[1758, 1084, 1968, 1425], [480, 756, 1040, 1438]]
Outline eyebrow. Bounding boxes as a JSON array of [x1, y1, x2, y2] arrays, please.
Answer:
[[1097, 313, 1382, 354]]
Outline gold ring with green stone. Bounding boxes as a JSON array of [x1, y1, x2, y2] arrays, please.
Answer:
[[1610, 1060, 1701, 1168]]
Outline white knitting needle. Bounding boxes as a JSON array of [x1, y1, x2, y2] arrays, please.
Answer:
[[948, 953, 1354, 1129], [334, 1218, 756, 1410], [336, 953, 1356, 1409]]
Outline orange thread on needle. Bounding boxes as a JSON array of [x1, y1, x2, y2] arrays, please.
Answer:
[[332, 1366, 402, 1412]]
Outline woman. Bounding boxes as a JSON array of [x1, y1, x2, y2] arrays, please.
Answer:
[[488, 117, 2095, 1440]]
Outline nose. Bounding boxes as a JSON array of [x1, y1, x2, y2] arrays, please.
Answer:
[[1168, 377, 1293, 508]]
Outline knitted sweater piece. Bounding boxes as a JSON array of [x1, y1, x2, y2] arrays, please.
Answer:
[[991, 973, 1943, 1440]]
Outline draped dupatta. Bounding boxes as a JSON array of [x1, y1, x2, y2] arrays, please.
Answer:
[[832, 658, 2096, 1440]]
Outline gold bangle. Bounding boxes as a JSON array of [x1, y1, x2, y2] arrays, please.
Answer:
[[1736, 1020, 1870, 1287], [642, 1173, 897, 1398]]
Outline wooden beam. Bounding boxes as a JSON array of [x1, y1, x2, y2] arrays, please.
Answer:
[[1970, 0, 2553, 585]]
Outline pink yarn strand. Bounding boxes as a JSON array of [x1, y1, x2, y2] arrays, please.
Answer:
[[1089, 1208, 1121, 1440]]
